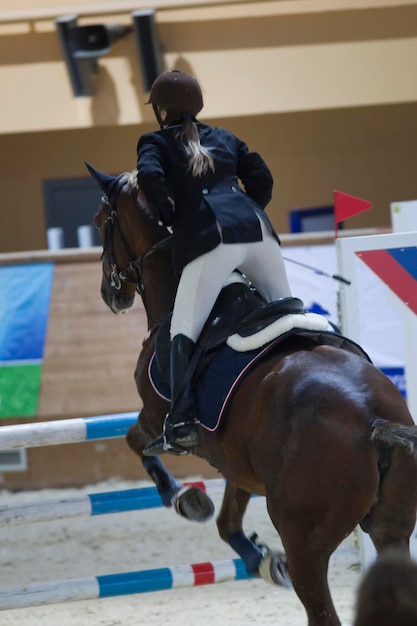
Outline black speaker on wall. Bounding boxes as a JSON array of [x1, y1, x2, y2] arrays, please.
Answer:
[[132, 9, 164, 93], [56, 15, 131, 97]]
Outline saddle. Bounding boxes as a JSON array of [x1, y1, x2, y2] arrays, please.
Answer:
[[154, 277, 305, 389]]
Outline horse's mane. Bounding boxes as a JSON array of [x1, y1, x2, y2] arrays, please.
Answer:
[[120, 170, 139, 192], [119, 170, 160, 223]]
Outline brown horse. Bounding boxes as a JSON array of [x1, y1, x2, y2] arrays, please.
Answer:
[[88, 164, 417, 626]]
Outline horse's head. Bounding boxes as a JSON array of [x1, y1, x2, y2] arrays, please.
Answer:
[[86, 162, 170, 316]]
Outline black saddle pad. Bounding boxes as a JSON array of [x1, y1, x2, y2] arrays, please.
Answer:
[[149, 329, 372, 432]]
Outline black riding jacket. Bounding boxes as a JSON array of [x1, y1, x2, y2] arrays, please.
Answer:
[[137, 121, 278, 274]]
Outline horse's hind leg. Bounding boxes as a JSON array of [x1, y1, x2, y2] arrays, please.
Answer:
[[265, 478, 356, 626], [126, 419, 214, 521], [361, 447, 417, 555], [216, 481, 267, 574], [272, 514, 341, 626]]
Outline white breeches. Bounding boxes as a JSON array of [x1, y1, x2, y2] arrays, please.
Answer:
[[170, 219, 292, 342]]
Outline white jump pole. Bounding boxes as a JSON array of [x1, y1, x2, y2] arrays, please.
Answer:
[[0, 479, 227, 527], [0, 558, 252, 610], [0, 411, 138, 449]]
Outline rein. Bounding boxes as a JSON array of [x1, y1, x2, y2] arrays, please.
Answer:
[[100, 194, 171, 321]]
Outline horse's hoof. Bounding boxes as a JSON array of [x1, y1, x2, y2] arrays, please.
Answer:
[[258, 550, 292, 588], [172, 485, 215, 522]]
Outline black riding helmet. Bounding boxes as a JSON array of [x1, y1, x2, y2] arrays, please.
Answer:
[[146, 69, 204, 127]]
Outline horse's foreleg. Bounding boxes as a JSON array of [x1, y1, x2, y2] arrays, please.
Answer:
[[127, 419, 180, 505], [126, 419, 214, 521], [216, 482, 265, 574]]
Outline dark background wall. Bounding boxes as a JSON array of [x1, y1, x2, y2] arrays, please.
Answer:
[[2, 102, 417, 253]]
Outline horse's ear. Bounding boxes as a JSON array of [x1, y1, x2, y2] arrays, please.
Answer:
[[85, 162, 117, 194], [85, 162, 126, 204]]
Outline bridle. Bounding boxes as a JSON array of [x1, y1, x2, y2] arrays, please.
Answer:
[[99, 194, 171, 315], [100, 195, 143, 294]]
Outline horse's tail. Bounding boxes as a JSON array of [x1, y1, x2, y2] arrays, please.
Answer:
[[371, 419, 417, 459]]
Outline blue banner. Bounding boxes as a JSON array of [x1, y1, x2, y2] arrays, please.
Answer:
[[0, 263, 54, 417]]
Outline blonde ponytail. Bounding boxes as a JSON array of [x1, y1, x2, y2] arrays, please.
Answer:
[[176, 118, 215, 177]]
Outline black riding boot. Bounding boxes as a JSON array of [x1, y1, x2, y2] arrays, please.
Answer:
[[143, 334, 198, 456], [164, 333, 198, 448]]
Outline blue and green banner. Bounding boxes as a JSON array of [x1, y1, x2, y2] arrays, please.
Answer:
[[0, 263, 54, 418]]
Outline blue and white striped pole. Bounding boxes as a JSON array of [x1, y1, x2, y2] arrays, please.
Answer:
[[0, 479, 227, 527], [0, 559, 252, 610], [0, 412, 138, 449]]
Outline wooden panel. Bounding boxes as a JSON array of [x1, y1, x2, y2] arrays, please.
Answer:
[[38, 262, 145, 419]]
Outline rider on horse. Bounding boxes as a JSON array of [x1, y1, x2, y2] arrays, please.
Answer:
[[137, 69, 292, 455]]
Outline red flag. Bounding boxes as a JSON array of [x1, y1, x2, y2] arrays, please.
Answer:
[[334, 190, 372, 223]]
